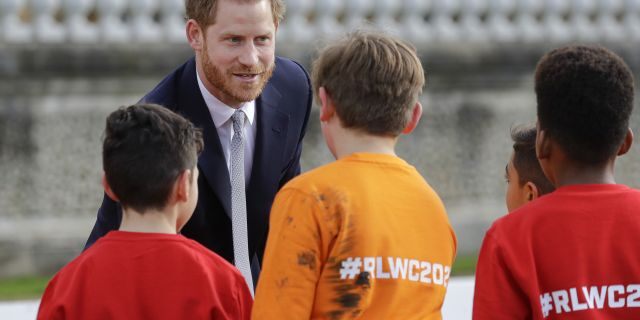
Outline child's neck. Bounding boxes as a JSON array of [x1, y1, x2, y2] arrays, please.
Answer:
[[334, 128, 397, 159], [552, 160, 617, 187], [119, 208, 178, 234]]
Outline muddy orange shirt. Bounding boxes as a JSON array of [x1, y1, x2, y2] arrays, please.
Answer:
[[253, 153, 457, 320]]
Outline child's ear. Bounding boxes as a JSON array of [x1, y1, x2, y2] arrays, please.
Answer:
[[173, 170, 191, 203], [524, 181, 540, 202], [617, 128, 634, 156], [318, 87, 335, 122], [402, 102, 423, 134], [186, 19, 204, 51], [102, 173, 119, 202], [536, 128, 551, 160]]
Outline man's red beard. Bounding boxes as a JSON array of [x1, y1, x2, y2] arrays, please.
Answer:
[[202, 45, 274, 106]]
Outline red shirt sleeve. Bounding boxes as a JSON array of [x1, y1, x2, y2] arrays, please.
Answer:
[[473, 227, 532, 320], [235, 277, 254, 320], [37, 274, 64, 320]]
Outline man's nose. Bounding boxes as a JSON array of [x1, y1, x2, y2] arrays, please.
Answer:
[[238, 43, 259, 67]]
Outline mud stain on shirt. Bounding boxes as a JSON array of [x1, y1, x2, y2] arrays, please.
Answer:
[[297, 251, 317, 271], [337, 293, 361, 308], [276, 277, 289, 289], [355, 271, 371, 288]]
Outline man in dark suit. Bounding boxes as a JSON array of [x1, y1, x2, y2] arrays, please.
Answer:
[[85, 0, 311, 295]]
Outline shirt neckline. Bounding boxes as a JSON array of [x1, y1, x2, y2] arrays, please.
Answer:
[[196, 71, 255, 128]]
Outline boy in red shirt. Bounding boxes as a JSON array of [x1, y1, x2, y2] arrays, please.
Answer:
[[474, 45, 639, 319], [38, 104, 253, 320], [505, 125, 555, 212]]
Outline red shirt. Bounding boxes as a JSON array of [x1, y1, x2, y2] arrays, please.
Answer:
[[38, 231, 252, 320], [474, 184, 640, 319]]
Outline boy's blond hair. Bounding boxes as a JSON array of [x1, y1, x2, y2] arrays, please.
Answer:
[[311, 30, 425, 136]]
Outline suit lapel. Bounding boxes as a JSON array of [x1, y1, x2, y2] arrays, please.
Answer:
[[178, 60, 232, 219], [247, 82, 289, 249], [176, 59, 290, 251]]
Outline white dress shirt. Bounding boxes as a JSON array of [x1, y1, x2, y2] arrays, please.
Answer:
[[197, 73, 257, 185]]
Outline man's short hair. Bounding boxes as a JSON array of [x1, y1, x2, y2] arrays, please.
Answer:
[[311, 30, 426, 136], [185, 0, 285, 27], [535, 45, 634, 165], [511, 125, 555, 195], [103, 104, 203, 212]]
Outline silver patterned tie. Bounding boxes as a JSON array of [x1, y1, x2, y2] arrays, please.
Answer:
[[230, 110, 254, 297]]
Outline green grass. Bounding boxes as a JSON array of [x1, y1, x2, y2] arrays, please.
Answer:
[[0, 276, 52, 301], [451, 254, 478, 276]]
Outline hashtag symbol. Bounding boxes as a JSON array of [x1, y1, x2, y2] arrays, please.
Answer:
[[340, 257, 362, 279], [540, 293, 553, 318]]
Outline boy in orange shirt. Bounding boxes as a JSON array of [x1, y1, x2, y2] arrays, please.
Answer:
[[505, 125, 555, 212], [252, 31, 457, 319], [38, 104, 252, 320]]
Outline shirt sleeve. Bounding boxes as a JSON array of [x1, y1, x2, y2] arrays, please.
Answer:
[[235, 276, 254, 320], [37, 275, 63, 320], [472, 227, 531, 320], [252, 188, 330, 320]]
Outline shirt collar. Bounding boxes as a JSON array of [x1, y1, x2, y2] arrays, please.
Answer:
[[197, 72, 255, 128]]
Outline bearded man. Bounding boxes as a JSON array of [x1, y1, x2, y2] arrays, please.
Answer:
[[85, 0, 311, 295]]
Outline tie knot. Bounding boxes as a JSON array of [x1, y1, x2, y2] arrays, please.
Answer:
[[232, 110, 245, 134]]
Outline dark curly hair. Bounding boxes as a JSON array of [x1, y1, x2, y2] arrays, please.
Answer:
[[535, 45, 634, 165], [103, 104, 203, 212]]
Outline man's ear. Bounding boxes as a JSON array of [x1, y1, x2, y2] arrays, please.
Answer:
[[186, 19, 204, 51], [402, 102, 423, 134], [617, 128, 634, 156], [174, 170, 191, 203], [318, 87, 335, 122], [102, 173, 119, 202], [524, 181, 540, 202]]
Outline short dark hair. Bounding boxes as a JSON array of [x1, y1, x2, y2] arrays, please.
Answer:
[[511, 125, 555, 195], [311, 30, 425, 137], [103, 104, 203, 212], [535, 45, 634, 165]]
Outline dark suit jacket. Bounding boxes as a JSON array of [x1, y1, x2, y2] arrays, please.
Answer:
[[85, 56, 312, 283]]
